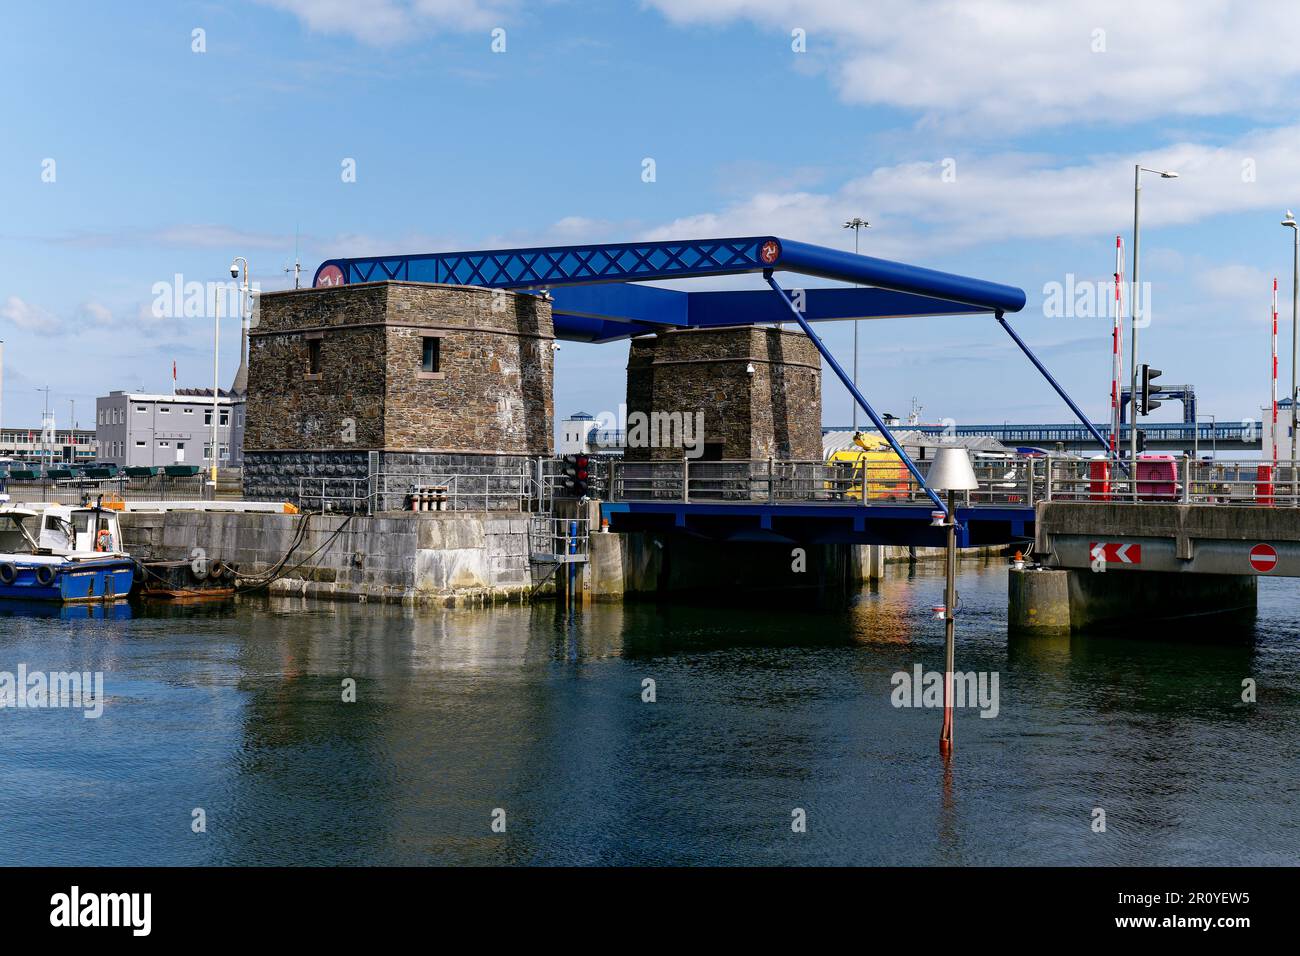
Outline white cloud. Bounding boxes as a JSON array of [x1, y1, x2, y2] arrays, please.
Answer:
[[48, 224, 293, 251], [77, 302, 116, 327], [259, 0, 514, 45], [645, 0, 1300, 130], [0, 296, 61, 333], [1199, 264, 1273, 303], [633, 123, 1300, 258]]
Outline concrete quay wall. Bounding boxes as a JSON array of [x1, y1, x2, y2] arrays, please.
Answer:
[[1008, 566, 1257, 636], [119, 509, 548, 606]]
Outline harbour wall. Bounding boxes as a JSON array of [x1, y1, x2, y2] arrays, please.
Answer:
[[119, 510, 544, 606], [118, 509, 1012, 607], [1008, 566, 1257, 635]]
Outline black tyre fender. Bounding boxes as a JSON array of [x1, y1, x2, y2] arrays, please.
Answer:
[[34, 565, 56, 587], [0, 562, 16, 585]]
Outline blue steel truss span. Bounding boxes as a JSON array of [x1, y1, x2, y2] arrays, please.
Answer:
[[314, 235, 1027, 343]]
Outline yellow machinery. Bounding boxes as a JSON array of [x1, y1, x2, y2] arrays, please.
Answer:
[[826, 432, 911, 501]]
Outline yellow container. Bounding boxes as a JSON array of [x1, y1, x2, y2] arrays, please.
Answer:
[[826, 440, 911, 501]]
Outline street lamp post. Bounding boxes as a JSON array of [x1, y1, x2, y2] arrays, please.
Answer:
[[928, 447, 979, 759], [211, 287, 222, 488], [230, 256, 251, 372], [1130, 165, 1178, 497], [843, 218, 870, 431]]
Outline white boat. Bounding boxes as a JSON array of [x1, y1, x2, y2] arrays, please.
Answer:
[[0, 504, 134, 603]]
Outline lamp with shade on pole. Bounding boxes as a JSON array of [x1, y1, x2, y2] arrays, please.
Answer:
[[928, 446, 979, 758]]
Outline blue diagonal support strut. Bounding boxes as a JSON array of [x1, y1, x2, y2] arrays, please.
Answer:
[[995, 313, 1118, 466], [764, 271, 947, 514]]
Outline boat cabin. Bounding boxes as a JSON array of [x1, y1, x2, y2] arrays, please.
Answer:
[[0, 505, 125, 557]]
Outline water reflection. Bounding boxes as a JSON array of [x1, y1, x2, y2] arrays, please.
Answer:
[[0, 566, 1296, 865]]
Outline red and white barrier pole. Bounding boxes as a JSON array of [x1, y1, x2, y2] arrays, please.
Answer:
[[1111, 236, 1125, 461], [1274, 277, 1280, 466]]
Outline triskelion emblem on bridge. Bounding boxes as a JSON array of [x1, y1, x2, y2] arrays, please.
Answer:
[[760, 240, 780, 264]]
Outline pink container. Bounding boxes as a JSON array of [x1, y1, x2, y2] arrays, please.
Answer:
[[1136, 454, 1177, 500]]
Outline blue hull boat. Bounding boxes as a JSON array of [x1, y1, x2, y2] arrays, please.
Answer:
[[0, 557, 135, 602], [0, 504, 135, 604]]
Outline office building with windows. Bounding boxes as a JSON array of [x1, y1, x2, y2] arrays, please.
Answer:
[[94, 388, 245, 469], [0, 426, 97, 464]]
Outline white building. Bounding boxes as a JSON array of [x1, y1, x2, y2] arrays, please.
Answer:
[[558, 412, 625, 455], [558, 412, 597, 454], [0, 426, 96, 464], [95, 389, 244, 468]]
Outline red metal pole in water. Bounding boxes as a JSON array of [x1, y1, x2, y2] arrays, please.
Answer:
[[939, 490, 957, 757]]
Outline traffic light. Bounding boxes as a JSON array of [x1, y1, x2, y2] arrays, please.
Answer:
[[561, 454, 591, 497], [1139, 364, 1163, 415], [1135, 429, 1147, 453]]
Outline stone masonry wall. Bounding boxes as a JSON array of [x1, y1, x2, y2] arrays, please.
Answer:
[[245, 281, 554, 456], [245, 284, 389, 452], [624, 326, 821, 461]]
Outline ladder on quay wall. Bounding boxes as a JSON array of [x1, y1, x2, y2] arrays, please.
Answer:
[[528, 514, 591, 565]]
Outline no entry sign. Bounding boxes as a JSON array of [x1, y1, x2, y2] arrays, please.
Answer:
[[1249, 543, 1278, 573], [1089, 542, 1141, 564]]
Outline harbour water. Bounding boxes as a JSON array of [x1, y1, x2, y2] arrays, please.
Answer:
[[1, 561, 1297, 866]]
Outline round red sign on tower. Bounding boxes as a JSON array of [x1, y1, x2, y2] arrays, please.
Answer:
[[315, 264, 344, 288]]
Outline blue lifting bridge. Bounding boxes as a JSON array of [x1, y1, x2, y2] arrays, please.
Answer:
[[314, 236, 1095, 547]]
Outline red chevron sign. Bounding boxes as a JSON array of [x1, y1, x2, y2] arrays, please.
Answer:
[[1089, 542, 1141, 564]]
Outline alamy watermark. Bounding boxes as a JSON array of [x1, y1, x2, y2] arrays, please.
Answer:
[[891, 664, 1000, 718], [0, 665, 104, 718], [1042, 274, 1154, 327], [591, 404, 705, 458], [150, 273, 260, 323]]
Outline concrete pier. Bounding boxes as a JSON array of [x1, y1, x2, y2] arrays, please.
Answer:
[[1009, 566, 1257, 635], [586, 530, 853, 602], [120, 509, 545, 606]]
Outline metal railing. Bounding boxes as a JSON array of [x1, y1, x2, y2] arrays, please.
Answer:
[[528, 515, 591, 564], [608, 455, 1300, 509], [1042, 457, 1300, 507], [0, 474, 211, 505], [608, 457, 1047, 506], [281, 454, 1300, 515]]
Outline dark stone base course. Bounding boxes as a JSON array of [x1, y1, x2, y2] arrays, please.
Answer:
[[243, 450, 538, 512], [243, 450, 370, 505]]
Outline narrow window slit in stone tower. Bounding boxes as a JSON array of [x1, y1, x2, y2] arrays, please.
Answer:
[[422, 337, 440, 374]]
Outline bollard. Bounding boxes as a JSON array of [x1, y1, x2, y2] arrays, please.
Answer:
[[1257, 463, 1274, 507]]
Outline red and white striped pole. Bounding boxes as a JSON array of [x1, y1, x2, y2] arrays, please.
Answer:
[[1273, 277, 1279, 466], [1111, 236, 1125, 460]]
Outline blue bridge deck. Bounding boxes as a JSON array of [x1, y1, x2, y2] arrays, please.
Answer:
[[601, 501, 1035, 548]]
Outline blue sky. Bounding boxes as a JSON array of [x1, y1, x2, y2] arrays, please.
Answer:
[[3, 0, 1300, 435]]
